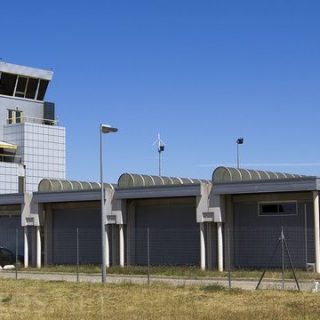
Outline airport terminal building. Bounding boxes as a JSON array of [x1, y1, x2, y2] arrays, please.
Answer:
[[1, 62, 320, 273]]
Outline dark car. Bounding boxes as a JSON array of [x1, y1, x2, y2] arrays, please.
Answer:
[[0, 247, 23, 267]]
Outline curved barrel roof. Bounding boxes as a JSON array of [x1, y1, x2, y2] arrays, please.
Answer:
[[38, 179, 114, 192], [118, 173, 211, 188], [212, 166, 307, 184]]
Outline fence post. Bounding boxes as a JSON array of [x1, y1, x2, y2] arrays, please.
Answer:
[[147, 227, 150, 286], [281, 226, 285, 290], [227, 227, 231, 289], [15, 228, 18, 280], [304, 203, 308, 269], [76, 228, 80, 283]]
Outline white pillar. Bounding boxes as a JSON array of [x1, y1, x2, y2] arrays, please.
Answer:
[[200, 223, 206, 270], [119, 224, 125, 267], [217, 222, 224, 272], [313, 191, 320, 273], [105, 225, 110, 268], [24, 227, 29, 268], [36, 226, 41, 268], [206, 223, 213, 269]]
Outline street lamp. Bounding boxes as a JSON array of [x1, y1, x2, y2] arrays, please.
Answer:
[[100, 123, 118, 283], [236, 138, 244, 169]]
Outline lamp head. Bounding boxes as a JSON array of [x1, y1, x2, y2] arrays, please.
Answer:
[[236, 138, 244, 145], [101, 124, 118, 134]]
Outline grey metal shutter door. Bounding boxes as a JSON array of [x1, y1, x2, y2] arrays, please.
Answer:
[[52, 208, 101, 264], [233, 201, 314, 268], [0, 215, 23, 255], [135, 200, 199, 266]]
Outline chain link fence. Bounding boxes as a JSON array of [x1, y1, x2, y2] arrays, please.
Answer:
[[0, 225, 318, 290]]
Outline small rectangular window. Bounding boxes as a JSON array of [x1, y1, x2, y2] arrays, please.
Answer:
[[259, 201, 297, 216], [8, 109, 23, 124]]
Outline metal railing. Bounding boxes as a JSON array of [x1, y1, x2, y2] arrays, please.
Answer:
[[7, 116, 58, 126]]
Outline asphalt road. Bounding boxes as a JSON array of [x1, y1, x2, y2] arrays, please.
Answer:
[[0, 270, 318, 292]]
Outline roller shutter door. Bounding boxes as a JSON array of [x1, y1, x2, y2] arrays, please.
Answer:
[[134, 198, 199, 266], [233, 201, 314, 268], [0, 214, 23, 255], [52, 207, 101, 264]]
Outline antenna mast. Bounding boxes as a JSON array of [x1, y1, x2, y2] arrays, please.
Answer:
[[153, 133, 165, 176]]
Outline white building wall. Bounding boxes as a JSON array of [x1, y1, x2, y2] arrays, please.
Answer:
[[3, 123, 65, 193], [0, 95, 44, 140]]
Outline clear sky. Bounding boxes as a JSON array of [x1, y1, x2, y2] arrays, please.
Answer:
[[2, 0, 320, 182]]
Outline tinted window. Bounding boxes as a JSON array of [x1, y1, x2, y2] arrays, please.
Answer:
[[259, 202, 297, 216]]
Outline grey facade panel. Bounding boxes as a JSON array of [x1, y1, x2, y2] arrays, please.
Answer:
[[116, 185, 201, 200], [232, 201, 314, 269], [51, 207, 101, 265], [0, 194, 24, 205], [34, 191, 101, 203], [133, 199, 199, 266], [213, 178, 318, 195]]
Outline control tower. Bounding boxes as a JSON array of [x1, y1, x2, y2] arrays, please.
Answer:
[[0, 61, 65, 193]]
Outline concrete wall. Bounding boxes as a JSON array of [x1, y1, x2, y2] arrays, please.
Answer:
[[3, 123, 65, 192], [0, 95, 44, 139]]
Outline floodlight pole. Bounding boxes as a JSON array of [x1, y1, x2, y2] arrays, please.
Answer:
[[100, 124, 118, 284]]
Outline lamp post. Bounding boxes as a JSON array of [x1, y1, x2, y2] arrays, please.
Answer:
[[236, 138, 244, 169], [100, 124, 118, 283], [158, 144, 165, 176]]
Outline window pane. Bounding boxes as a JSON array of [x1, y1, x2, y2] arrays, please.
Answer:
[[279, 203, 296, 215], [0, 73, 17, 96], [26, 78, 38, 99], [16, 111, 23, 123], [37, 80, 49, 101], [16, 77, 27, 91], [8, 110, 13, 124], [261, 204, 278, 214], [259, 202, 297, 216]]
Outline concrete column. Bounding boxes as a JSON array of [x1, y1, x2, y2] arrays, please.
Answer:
[[31, 227, 36, 266], [24, 227, 29, 268], [313, 191, 320, 273], [206, 223, 213, 269], [200, 222, 206, 270], [217, 222, 224, 272], [105, 225, 110, 268], [36, 226, 41, 268], [119, 224, 125, 267]]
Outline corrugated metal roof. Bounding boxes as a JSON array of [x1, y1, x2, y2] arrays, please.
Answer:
[[118, 173, 211, 188], [38, 179, 113, 192], [212, 166, 308, 183]]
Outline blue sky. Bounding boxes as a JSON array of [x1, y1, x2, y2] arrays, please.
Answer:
[[2, 0, 320, 182]]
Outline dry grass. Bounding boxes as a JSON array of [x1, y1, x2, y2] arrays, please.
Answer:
[[21, 265, 320, 281], [0, 279, 320, 319]]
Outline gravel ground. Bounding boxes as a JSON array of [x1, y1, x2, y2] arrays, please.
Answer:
[[0, 270, 318, 292]]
